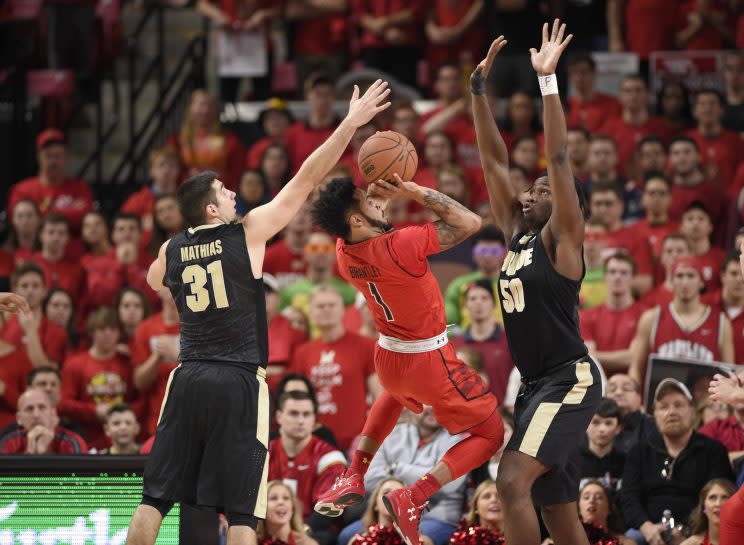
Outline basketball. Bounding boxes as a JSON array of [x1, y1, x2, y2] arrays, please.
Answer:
[[357, 130, 418, 185]]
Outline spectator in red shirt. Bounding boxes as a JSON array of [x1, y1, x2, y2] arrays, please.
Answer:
[[352, 0, 427, 89], [43, 288, 80, 351], [110, 213, 155, 306], [420, 63, 469, 135], [264, 274, 306, 384], [642, 233, 691, 308], [81, 211, 112, 262], [566, 51, 622, 133], [589, 181, 654, 295], [674, 0, 735, 51], [600, 75, 669, 178], [698, 399, 744, 459], [268, 390, 346, 521], [586, 135, 643, 222], [121, 146, 180, 248], [6, 200, 40, 263], [714, 252, 744, 364], [390, 102, 421, 149], [688, 89, 744, 196], [58, 307, 133, 449], [145, 195, 184, 258], [656, 81, 694, 139], [131, 288, 179, 437], [290, 285, 379, 450], [580, 253, 648, 375], [285, 76, 339, 174], [2, 262, 67, 368], [667, 136, 723, 225], [0, 389, 87, 454], [245, 99, 293, 169], [608, 0, 676, 63], [264, 205, 314, 288], [636, 136, 669, 177], [451, 279, 513, 402], [424, 0, 485, 89], [723, 51, 744, 133], [414, 131, 456, 192], [567, 127, 591, 183], [32, 214, 84, 301], [115, 287, 151, 351], [99, 404, 141, 455], [627, 172, 678, 264], [259, 143, 292, 197], [167, 90, 245, 190], [7, 129, 94, 242], [680, 202, 725, 291], [285, 0, 349, 94], [0, 336, 33, 428]]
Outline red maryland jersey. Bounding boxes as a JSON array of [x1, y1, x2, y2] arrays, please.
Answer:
[[651, 304, 724, 362], [336, 224, 445, 340]]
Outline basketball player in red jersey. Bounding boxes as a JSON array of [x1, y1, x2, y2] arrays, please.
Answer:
[[628, 256, 735, 386], [309, 179, 504, 543]]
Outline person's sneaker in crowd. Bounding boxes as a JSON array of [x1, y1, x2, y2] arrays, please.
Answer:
[[382, 487, 427, 545], [313, 471, 365, 517]]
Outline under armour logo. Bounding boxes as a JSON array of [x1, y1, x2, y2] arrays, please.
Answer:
[[407, 507, 417, 521], [362, 457, 369, 464]]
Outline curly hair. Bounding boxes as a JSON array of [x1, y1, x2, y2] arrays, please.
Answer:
[[310, 177, 358, 240]]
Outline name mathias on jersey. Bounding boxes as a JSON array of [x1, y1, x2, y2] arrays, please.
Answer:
[[180, 240, 223, 262]]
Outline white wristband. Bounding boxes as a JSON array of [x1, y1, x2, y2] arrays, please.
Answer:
[[538, 74, 559, 96]]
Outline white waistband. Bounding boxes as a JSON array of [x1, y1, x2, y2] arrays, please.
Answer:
[[377, 330, 449, 353]]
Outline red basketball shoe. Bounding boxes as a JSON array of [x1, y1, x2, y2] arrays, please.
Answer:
[[382, 487, 427, 545], [313, 471, 365, 517]]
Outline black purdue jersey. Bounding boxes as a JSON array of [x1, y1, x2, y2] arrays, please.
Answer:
[[164, 222, 268, 368], [498, 230, 587, 379]]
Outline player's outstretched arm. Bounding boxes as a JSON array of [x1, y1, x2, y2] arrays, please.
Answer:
[[627, 307, 655, 387], [243, 80, 391, 244], [470, 36, 519, 241], [369, 174, 481, 251], [531, 20, 584, 248]]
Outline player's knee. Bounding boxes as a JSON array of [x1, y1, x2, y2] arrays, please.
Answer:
[[226, 512, 259, 529], [495, 466, 530, 501], [470, 409, 505, 447], [141, 495, 174, 519]]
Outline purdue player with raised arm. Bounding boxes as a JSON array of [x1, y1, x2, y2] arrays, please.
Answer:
[[124, 81, 391, 545], [471, 22, 601, 545]]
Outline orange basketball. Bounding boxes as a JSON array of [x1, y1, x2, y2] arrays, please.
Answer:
[[357, 130, 418, 185]]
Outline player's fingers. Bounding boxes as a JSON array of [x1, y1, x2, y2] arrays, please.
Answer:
[[351, 85, 359, 102], [560, 33, 573, 51], [374, 101, 392, 113], [557, 23, 566, 43], [542, 22, 549, 44], [551, 18, 560, 42], [529, 48, 538, 57], [370, 80, 388, 97], [362, 79, 381, 98]]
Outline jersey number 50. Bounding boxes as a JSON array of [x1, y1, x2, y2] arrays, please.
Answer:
[[499, 278, 525, 313], [182, 260, 230, 312]]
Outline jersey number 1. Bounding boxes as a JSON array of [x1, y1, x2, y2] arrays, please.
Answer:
[[182, 260, 229, 312], [368, 281, 394, 322], [499, 278, 525, 313]]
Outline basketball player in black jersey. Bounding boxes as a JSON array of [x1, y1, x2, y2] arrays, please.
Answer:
[[471, 21, 602, 545], [124, 80, 391, 545]]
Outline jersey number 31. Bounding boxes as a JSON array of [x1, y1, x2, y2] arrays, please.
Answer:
[[499, 278, 525, 313], [182, 260, 230, 312]]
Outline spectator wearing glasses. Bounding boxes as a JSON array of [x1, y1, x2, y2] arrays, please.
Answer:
[[621, 378, 733, 545], [604, 373, 655, 454]]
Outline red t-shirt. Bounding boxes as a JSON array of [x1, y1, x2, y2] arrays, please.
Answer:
[[121, 186, 157, 248], [130, 313, 180, 436], [30, 252, 84, 301], [686, 128, 744, 196], [580, 301, 648, 353], [604, 227, 654, 276], [290, 332, 375, 450], [58, 350, 133, 449], [336, 224, 445, 340], [567, 93, 622, 133], [698, 416, 744, 452], [268, 315, 306, 370], [7, 177, 93, 234], [600, 115, 671, 176], [352, 0, 427, 49], [0, 426, 88, 454], [623, 0, 676, 60], [79, 250, 128, 318], [1, 315, 67, 366], [651, 304, 723, 362], [641, 284, 674, 308], [695, 247, 726, 292], [292, 12, 347, 56], [675, 0, 735, 51], [245, 136, 275, 170], [425, 0, 486, 83], [624, 218, 680, 264], [285, 121, 338, 175], [263, 240, 306, 287], [0, 347, 33, 428], [451, 328, 514, 403], [669, 180, 723, 224], [267, 435, 346, 518]]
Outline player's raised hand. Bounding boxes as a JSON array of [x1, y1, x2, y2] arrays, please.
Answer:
[[470, 35, 507, 95], [0, 292, 30, 316], [368, 174, 420, 201], [530, 19, 573, 76], [345, 80, 391, 128]]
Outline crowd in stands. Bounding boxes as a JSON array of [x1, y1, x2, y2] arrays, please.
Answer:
[[6, 1, 744, 544]]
